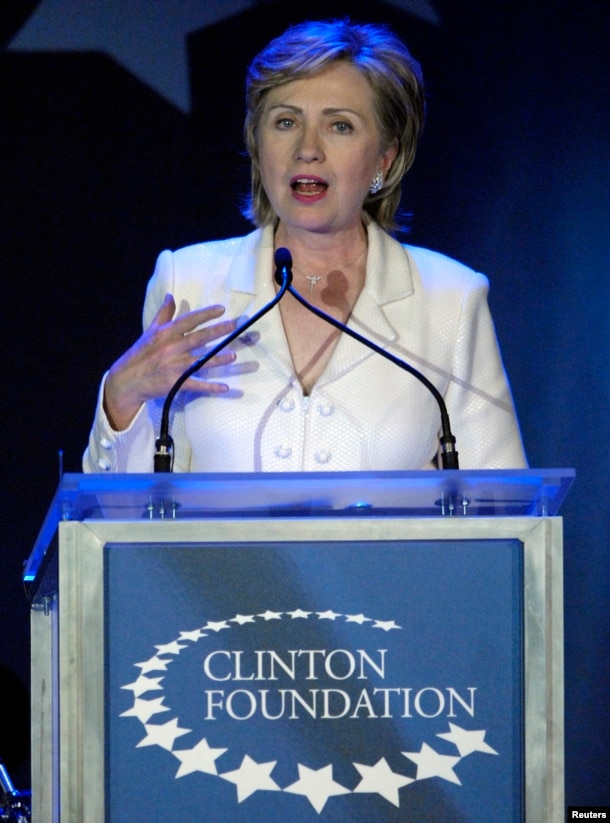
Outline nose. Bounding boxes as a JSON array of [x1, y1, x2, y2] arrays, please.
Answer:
[[295, 124, 324, 163]]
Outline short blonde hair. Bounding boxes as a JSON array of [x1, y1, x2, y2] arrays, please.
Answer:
[[243, 19, 425, 232]]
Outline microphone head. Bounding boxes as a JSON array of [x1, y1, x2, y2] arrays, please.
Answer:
[[274, 247, 293, 285]]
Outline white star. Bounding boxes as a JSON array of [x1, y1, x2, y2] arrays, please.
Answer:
[[203, 620, 231, 632], [372, 619, 402, 632], [135, 655, 172, 674], [220, 755, 281, 801], [137, 718, 191, 751], [344, 613, 371, 624], [173, 737, 228, 777], [353, 757, 413, 807], [258, 610, 283, 620], [284, 764, 350, 813], [121, 674, 164, 697], [120, 696, 169, 723], [230, 613, 256, 625], [402, 743, 462, 785], [316, 610, 342, 620], [155, 640, 187, 655], [436, 723, 499, 757], [286, 609, 311, 619], [179, 629, 207, 642]]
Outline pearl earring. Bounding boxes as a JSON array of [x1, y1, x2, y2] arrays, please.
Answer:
[[369, 170, 384, 194]]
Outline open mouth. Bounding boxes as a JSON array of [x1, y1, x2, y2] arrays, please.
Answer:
[[291, 177, 328, 195]]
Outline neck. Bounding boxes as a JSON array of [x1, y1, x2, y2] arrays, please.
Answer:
[[274, 222, 368, 272]]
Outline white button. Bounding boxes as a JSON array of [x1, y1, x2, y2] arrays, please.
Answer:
[[274, 445, 292, 459], [314, 450, 331, 464], [100, 437, 112, 450], [97, 457, 111, 471], [318, 403, 334, 416], [278, 398, 295, 412]]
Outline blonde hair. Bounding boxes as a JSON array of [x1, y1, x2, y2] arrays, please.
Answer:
[[243, 19, 425, 232]]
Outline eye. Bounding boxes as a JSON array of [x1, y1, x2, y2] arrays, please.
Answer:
[[275, 117, 295, 130], [332, 121, 354, 134]]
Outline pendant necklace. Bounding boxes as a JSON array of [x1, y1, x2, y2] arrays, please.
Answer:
[[304, 275, 322, 292], [292, 247, 367, 292]]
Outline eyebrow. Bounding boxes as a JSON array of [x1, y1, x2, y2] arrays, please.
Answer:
[[266, 104, 363, 118]]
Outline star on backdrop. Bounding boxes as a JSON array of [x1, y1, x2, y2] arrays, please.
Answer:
[[402, 742, 462, 784], [137, 717, 191, 751], [135, 655, 172, 674], [8, 0, 440, 111], [230, 613, 257, 625], [437, 722, 499, 757], [173, 736, 228, 777], [284, 763, 350, 813], [258, 610, 283, 620], [220, 754, 281, 801], [120, 674, 164, 698], [120, 696, 169, 724], [353, 757, 413, 806], [117, 608, 502, 814], [316, 610, 342, 620], [155, 640, 187, 655]]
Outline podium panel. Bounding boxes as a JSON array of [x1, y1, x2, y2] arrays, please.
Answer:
[[25, 471, 571, 822]]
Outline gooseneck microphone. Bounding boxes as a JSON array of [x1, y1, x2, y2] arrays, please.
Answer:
[[153, 251, 293, 472], [274, 247, 459, 469]]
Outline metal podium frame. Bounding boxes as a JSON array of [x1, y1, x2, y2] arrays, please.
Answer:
[[25, 469, 573, 823]]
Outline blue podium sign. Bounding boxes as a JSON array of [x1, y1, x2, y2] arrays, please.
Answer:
[[106, 538, 523, 822]]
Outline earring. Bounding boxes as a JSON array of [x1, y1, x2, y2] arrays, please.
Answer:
[[369, 170, 384, 194]]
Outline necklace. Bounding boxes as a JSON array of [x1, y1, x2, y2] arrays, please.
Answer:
[[291, 246, 367, 292]]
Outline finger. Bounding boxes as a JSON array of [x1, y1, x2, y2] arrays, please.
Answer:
[[184, 319, 239, 353], [181, 376, 232, 395], [171, 304, 228, 335], [150, 293, 176, 327]]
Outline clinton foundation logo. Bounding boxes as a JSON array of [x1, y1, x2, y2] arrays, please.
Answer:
[[120, 608, 499, 815]]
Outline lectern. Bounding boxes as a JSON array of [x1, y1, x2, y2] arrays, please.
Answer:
[[24, 469, 573, 823]]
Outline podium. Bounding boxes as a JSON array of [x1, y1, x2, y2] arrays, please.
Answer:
[[24, 469, 573, 823]]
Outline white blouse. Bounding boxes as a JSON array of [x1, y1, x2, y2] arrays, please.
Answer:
[[83, 221, 527, 473]]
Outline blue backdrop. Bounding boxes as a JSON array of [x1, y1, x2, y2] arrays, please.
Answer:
[[1, 0, 608, 807]]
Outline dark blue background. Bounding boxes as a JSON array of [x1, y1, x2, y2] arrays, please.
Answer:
[[1, 0, 608, 806]]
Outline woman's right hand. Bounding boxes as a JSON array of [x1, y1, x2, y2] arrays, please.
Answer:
[[103, 294, 238, 431]]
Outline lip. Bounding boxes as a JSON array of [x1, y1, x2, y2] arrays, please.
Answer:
[[289, 175, 329, 203], [289, 174, 328, 187]]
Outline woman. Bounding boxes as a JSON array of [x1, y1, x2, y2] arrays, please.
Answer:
[[83, 19, 527, 473]]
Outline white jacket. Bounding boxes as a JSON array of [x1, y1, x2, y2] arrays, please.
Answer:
[[83, 221, 527, 473]]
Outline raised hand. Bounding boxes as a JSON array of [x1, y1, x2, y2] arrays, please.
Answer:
[[103, 294, 237, 431]]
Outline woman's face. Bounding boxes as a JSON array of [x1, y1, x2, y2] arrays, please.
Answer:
[[257, 61, 397, 239]]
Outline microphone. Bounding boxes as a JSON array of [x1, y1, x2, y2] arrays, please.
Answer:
[[154, 249, 292, 472], [278, 248, 459, 470]]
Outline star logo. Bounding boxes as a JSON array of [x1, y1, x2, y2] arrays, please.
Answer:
[[402, 742, 462, 784], [173, 737, 228, 778], [220, 755, 281, 801], [284, 764, 350, 813], [353, 757, 413, 806], [437, 722, 499, 756], [119, 607, 498, 814]]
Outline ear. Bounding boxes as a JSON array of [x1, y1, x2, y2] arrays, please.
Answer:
[[379, 138, 399, 175]]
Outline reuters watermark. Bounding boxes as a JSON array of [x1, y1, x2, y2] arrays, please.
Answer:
[[567, 808, 610, 820]]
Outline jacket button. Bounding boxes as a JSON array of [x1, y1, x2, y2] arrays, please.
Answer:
[[274, 445, 292, 459], [318, 403, 334, 416], [278, 397, 295, 412], [100, 437, 113, 450], [97, 457, 111, 471], [314, 450, 331, 464]]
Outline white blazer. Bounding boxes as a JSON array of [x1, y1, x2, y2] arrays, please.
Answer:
[[83, 221, 527, 473]]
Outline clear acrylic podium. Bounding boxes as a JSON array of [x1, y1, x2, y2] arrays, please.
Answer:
[[24, 469, 574, 823]]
